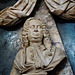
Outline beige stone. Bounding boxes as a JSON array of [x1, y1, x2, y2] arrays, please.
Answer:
[[10, 17, 66, 75], [44, 0, 75, 20], [0, 0, 75, 27], [0, 0, 37, 26]]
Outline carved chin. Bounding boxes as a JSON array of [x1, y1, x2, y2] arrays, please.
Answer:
[[30, 38, 42, 42]]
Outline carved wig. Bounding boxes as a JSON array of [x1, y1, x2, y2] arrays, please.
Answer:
[[10, 17, 66, 75], [22, 17, 52, 49]]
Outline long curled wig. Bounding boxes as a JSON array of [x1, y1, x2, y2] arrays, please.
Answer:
[[22, 17, 52, 50]]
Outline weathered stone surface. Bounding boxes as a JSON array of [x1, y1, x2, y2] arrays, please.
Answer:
[[57, 23, 75, 75], [0, 0, 74, 75], [0, 28, 22, 75], [33, 2, 73, 74]]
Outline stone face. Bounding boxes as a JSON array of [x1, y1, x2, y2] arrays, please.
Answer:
[[44, 0, 75, 20], [10, 17, 66, 75]]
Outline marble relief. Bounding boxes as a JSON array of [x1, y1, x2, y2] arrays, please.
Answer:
[[0, 0, 74, 75], [10, 17, 65, 75]]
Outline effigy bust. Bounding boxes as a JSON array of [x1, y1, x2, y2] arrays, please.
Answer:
[[10, 17, 65, 75]]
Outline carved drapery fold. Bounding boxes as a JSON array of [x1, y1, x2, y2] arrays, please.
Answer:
[[44, 0, 75, 20], [0, 0, 37, 26], [0, 0, 75, 27]]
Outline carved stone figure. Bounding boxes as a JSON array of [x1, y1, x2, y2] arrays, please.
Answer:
[[44, 0, 75, 20], [10, 17, 65, 75]]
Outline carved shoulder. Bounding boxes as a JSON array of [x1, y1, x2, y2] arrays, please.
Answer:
[[13, 47, 26, 70]]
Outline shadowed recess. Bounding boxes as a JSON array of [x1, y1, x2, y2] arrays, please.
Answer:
[[0, 0, 17, 10]]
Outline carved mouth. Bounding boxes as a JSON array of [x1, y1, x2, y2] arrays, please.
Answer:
[[33, 32, 40, 35], [32, 36, 40, 39], [32, 34, 40, 38]]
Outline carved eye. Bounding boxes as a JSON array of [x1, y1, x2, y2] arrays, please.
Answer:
[[38, 25, 42, 29], [30, 25, 35, 29]]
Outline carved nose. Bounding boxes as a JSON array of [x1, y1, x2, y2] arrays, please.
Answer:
[[34, 29, 38, 32]]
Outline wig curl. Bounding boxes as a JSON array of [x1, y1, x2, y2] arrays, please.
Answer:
[[22, 17, 52, 50]]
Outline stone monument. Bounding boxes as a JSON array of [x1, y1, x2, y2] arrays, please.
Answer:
[[10, 17, 65, 75]]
